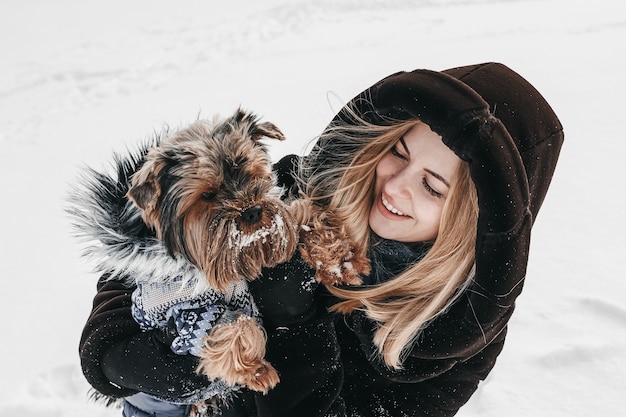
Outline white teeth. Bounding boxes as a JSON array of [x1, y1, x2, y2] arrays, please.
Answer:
[[381, 194, 407, 216]]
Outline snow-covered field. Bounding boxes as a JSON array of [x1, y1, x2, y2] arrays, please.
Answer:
[[1, 0, 624, 415]]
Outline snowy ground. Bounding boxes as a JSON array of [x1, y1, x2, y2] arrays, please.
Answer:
[[1, 0, 625, 415]]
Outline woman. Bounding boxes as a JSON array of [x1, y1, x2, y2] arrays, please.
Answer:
[[78, 62, 563, 416]]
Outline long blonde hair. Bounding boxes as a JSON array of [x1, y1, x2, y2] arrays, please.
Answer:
[[301, 117, 478, 369]]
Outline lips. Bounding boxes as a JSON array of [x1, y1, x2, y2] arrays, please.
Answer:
[[381, 194, 409, 217]]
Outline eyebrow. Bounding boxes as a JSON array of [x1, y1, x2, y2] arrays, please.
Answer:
[[425, 168, 450, 188], [399, 137, 451, 188], [398, 137, 410, 154]]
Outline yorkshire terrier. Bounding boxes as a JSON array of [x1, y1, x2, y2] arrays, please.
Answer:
[[126, 108, 370, 395]]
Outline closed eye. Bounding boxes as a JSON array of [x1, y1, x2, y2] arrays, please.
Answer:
[[422, 178, 443, 198], [201, 191, 217, 201], [390, 144, 407, 160]]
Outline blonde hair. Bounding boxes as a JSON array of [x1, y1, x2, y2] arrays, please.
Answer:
[[301, 116, 478, 369]]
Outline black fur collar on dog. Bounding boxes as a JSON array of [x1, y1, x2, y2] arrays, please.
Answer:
[[67, 133, 203, 288]]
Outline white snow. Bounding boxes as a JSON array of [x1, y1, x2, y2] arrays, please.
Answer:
[[1, 0, 625, 415], [229, 214, 289, 252]]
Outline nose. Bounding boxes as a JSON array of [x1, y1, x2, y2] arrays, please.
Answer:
[[384, 167, 412, 198], [241, 205, 263, 224]]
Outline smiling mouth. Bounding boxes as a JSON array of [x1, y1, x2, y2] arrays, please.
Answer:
[[381, 194, 408, 217]]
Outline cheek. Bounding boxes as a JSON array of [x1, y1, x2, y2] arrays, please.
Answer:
[[374, 157, 395, 187], [375, 154, 395, 176], [423, 204, 445, 239], [372, 161, 385, 193]]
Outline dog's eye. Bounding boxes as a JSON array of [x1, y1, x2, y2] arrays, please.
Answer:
[[201, 191, 217, 201]]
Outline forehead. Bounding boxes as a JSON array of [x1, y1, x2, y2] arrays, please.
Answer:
[[402, 123, 460, 179]]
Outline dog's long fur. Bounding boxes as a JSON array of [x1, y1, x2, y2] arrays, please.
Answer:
[[127, 110, 298, 293]]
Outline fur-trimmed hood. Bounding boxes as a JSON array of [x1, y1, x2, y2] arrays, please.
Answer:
[[67, 132, 204, 286]]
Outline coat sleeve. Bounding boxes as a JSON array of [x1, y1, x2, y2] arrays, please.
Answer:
[[79, 275, 210, 401], [79, 276, 141, 398]]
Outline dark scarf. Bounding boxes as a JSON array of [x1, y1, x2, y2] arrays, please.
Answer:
[[361, 234, 431, 286]]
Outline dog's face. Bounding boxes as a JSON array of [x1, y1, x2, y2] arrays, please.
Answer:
[[128, 109, 298, 291]]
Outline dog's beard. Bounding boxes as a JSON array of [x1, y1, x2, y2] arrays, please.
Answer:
[[167, 200, 298, 292]]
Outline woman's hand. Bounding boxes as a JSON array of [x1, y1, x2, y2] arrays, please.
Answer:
[[249, 252, 319, 329]]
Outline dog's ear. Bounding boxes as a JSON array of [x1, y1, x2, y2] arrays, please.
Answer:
[[251, 121, 286, 142], [233, 107, 285, 142], [127, 161, 161, 213]]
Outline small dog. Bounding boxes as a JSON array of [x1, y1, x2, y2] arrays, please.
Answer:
[[126, 108, 370, 395]]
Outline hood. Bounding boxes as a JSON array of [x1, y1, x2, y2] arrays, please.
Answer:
[[67, 135, 201, 285], [442, 63, 563, 220], [314, 62, 563, 223], [308, 63, 564, 329]]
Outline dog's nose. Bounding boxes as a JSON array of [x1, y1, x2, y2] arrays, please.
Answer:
[[242, 205, 263, 224]]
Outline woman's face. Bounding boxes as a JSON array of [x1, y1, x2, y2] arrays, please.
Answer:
[[369, 123, 461, 243]]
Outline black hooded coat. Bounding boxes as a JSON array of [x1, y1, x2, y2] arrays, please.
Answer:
[[77, 62, 563, 416]]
